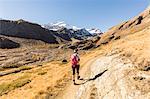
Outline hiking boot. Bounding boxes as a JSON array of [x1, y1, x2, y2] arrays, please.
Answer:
[[73, 80, 75, 84], [77, 76, 80, 80]]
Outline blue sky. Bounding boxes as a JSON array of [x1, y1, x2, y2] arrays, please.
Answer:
[[0, 0, 149, 32]]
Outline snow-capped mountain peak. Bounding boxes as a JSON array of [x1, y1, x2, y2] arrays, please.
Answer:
[[50, 21, 69, 28], [43, 21, 102, 39], [43, 21, 72, 31], [87, 28, 102, 34], [72, 26, 81, 31]]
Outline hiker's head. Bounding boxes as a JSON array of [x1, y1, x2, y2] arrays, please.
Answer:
[[73, 49, 78, 53]]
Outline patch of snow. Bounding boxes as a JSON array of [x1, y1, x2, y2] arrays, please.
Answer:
[[87, 28, 102, 34], [51, 21, 69, 28], [72, 26, 81, 31]]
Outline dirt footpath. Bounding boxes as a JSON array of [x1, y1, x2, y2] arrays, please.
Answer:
[[57, 54, 150, 99]]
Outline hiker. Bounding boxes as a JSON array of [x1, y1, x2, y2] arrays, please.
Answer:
[[71, 49, 80, 84]]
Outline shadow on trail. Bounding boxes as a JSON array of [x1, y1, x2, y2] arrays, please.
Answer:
[[74, 69, 108, 85]]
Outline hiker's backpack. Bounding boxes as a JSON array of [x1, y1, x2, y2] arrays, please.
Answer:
[[71, 54, 79, 65]]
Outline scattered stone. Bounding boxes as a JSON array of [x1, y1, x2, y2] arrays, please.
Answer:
[[62, 59, 68, 63], [143, 66, 150, 71], [133, 76, 146, 81]]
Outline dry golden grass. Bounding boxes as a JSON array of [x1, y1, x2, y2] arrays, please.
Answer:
[[0, 74, 31, 96]]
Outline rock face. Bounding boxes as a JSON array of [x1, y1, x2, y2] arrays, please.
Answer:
[[96, 7, 150, 46], [0, 37, 20, 49], [0, 19, 59, 44], [50, 27, 93, 43]]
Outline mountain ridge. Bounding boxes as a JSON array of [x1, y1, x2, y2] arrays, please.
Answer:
[[97, 6, 150, 46], [0, 19, 101, 49]]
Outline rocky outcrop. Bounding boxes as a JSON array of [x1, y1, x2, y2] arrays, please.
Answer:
[[0, 37, 20, 49], [59, 36, 100, 50], [52, 27, 72, 42]]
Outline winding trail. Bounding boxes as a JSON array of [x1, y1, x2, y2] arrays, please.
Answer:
[[56, 54, 150, 99]]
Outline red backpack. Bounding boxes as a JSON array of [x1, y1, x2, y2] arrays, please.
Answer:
[[71, 54, 78, 66]]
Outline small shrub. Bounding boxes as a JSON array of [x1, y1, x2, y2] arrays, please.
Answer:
[[19, 66, 32, 70], [38, 71, 47, 75], [38, 90, 45, 95]]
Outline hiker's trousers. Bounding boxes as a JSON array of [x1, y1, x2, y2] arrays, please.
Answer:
[[72, 65, 80, 75]]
